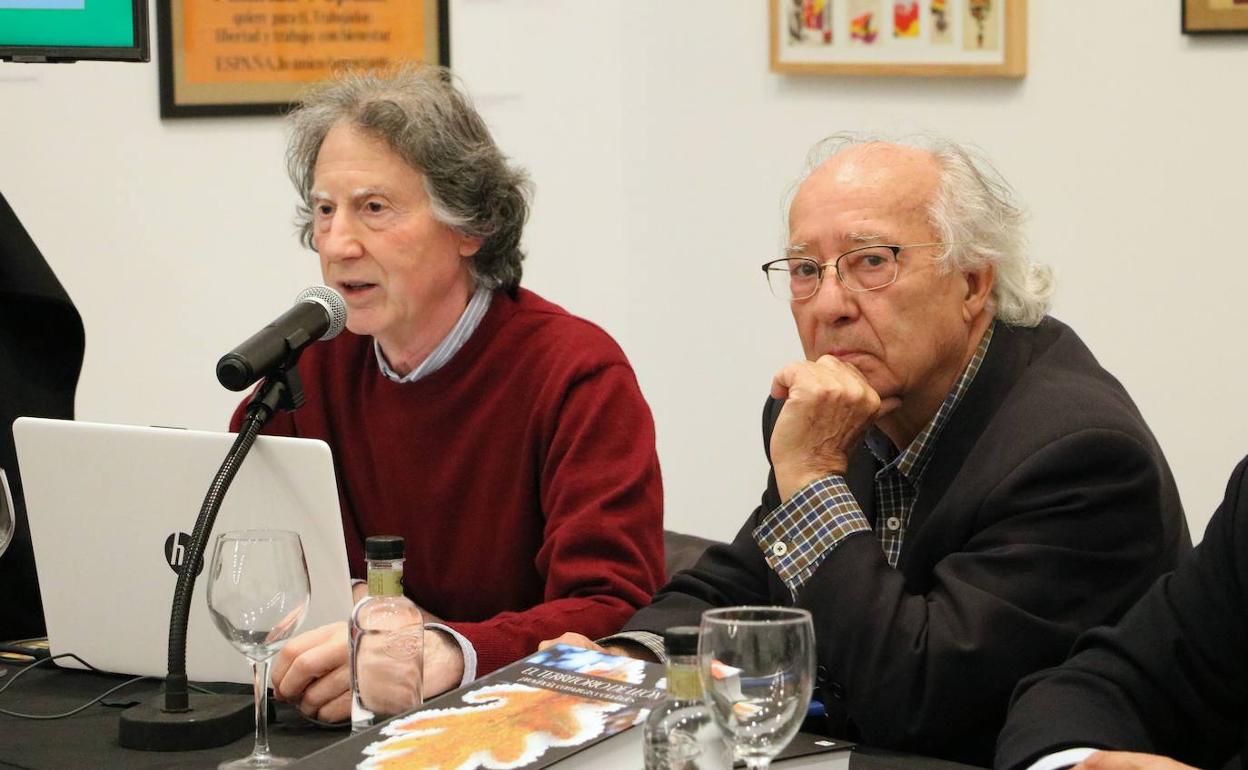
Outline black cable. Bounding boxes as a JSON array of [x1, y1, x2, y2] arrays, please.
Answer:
[[0, 654, 216, 720]]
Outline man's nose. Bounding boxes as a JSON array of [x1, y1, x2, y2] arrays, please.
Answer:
[[318, 214, 364, 261], [808, 271, 859, 322]]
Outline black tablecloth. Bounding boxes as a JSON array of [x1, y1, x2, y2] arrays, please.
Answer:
[[0, 660, 984, 770], [0, 661, 343, 770]]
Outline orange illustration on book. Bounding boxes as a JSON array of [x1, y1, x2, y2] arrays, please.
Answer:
[[359, 656, 650, 770], [361, 685, 620, 769]]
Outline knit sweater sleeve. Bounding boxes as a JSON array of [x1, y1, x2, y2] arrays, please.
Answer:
[[444, 360, 666, 674]]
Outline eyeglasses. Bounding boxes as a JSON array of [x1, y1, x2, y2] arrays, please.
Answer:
[[761, 242, 953, 301]]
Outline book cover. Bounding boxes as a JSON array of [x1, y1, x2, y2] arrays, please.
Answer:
[[350, 644, 667, 770]]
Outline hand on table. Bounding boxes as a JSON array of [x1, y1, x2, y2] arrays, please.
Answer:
[[1073, 752, 1198, 770], [271, 621, 352, 723], [769, 355, 888, 501], [538, 632, 658, 662], [271, 614, 464, 723]]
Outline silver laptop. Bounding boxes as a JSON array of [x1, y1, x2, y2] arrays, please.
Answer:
[[12, 417, 354, 684]]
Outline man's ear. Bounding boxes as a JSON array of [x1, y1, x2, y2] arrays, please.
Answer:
[[962, 263, 995, 322], [459, 234, 483, 258]]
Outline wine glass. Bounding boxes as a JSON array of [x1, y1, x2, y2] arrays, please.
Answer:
[[698, 606, 815, 769], [0, 468, 15, 560], [0, 470, 12, 680], [207, 529, 311, 769]]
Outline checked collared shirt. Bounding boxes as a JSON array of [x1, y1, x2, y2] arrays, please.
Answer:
[[754, 323, 995, 596]]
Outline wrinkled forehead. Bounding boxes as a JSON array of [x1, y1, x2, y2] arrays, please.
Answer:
[[790, 144, 940, 234], [310, 122, 427, 193]]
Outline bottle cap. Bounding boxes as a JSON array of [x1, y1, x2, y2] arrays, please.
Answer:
[[364, 535, 405, 560], [662, 626, 700, 657]]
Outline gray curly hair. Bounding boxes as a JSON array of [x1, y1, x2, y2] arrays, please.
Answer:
[[287, 65, 531, 291], [790, 133, 1054, 327]]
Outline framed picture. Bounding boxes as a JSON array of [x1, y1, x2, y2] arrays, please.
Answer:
[[1183, 0, 1248, 33], [157, 0, 448, 118], [770, 0, 1027, 78]]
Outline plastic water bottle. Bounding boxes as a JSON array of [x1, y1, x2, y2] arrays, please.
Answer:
[[349, 535, 423, 732]]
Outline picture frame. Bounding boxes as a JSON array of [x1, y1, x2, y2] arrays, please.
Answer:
[[770, 0, 1027, 78], [157, 0, 448, 119], [1183, 0, 1248, 34]]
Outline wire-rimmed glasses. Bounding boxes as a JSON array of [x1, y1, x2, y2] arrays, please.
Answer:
[[761, 242, 953, 301]]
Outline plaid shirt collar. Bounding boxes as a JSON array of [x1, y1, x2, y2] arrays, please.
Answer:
[[865, 321, 995, 485]]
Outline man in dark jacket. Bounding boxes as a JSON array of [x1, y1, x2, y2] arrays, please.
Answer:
[[545, 134, 1190, 766], [997, 456, 1248, 770]]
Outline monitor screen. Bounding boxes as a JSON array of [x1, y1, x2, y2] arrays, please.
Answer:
[[0, 0, 149, 63]]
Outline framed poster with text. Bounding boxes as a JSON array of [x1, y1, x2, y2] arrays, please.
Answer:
[[157, 0, 448, 118]]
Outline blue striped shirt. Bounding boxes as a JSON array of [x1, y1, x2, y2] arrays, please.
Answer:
[[373, 286, 493, 383]]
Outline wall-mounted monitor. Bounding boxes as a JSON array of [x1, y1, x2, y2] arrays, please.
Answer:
[[0, 0, 149, 63]]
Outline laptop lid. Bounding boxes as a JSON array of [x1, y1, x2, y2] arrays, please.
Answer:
[[12, 417, 354, 684]]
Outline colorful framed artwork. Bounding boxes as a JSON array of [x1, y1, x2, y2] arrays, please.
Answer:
[[770, 0, 1027, 78], [157, 0, 448, 118], [1183, 0, 1248, 33]]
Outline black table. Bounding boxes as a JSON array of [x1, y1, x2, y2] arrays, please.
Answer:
[[0, 661, 343, 769], [1, 660, 985, 769]]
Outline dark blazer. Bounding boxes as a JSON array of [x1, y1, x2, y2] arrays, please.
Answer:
[[0, 192, 84, 640], [624, 318, 1190, 766], [997, 456, 1248, 770]]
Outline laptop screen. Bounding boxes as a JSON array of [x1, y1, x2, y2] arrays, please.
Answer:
[[13, 417, 353, 684]]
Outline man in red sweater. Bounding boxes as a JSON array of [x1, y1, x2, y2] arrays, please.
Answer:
[[230, 65, 665, 722]]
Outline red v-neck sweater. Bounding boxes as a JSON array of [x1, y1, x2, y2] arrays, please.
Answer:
[[231, 288, 664, 674]]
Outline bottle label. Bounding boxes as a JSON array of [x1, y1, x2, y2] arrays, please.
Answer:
[[368, 568, 404, 597], [666, 667, 703, 700]]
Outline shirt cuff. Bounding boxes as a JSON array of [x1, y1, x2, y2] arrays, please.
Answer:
[[597, 630, 666, 663], [426, 623, 477, 688], [752, 474, 871, 595], [1025, 748, 1099, 770]]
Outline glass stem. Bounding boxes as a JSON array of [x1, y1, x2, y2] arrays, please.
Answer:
[[251, 658, 272, 759], [744, 760, 771, 770]]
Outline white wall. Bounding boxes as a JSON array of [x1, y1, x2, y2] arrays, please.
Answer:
[[2, 1, 1245, 542]]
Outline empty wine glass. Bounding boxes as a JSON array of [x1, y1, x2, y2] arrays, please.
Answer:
[[0, 468, 15, 560], [207, 529, 311, 769], [0, 469, 12, 680], [698, 607, 815, 769]]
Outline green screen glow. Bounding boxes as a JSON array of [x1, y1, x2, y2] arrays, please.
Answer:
[[0, 0, 135, 48]]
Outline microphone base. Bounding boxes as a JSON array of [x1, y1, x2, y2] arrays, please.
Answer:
[[118, 691, 254, 751]]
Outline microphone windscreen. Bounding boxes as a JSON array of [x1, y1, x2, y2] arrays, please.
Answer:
[[295, 285, 348, 341]]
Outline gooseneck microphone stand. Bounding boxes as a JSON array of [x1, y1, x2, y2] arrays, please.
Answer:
[[118, 367, 306, 751]]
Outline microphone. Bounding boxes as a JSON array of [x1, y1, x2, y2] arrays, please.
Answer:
[[215, 285, 348, 391], [120, 287, 347, 752]]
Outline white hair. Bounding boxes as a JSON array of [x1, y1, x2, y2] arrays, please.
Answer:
[[787, 132, 1054, 327]]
